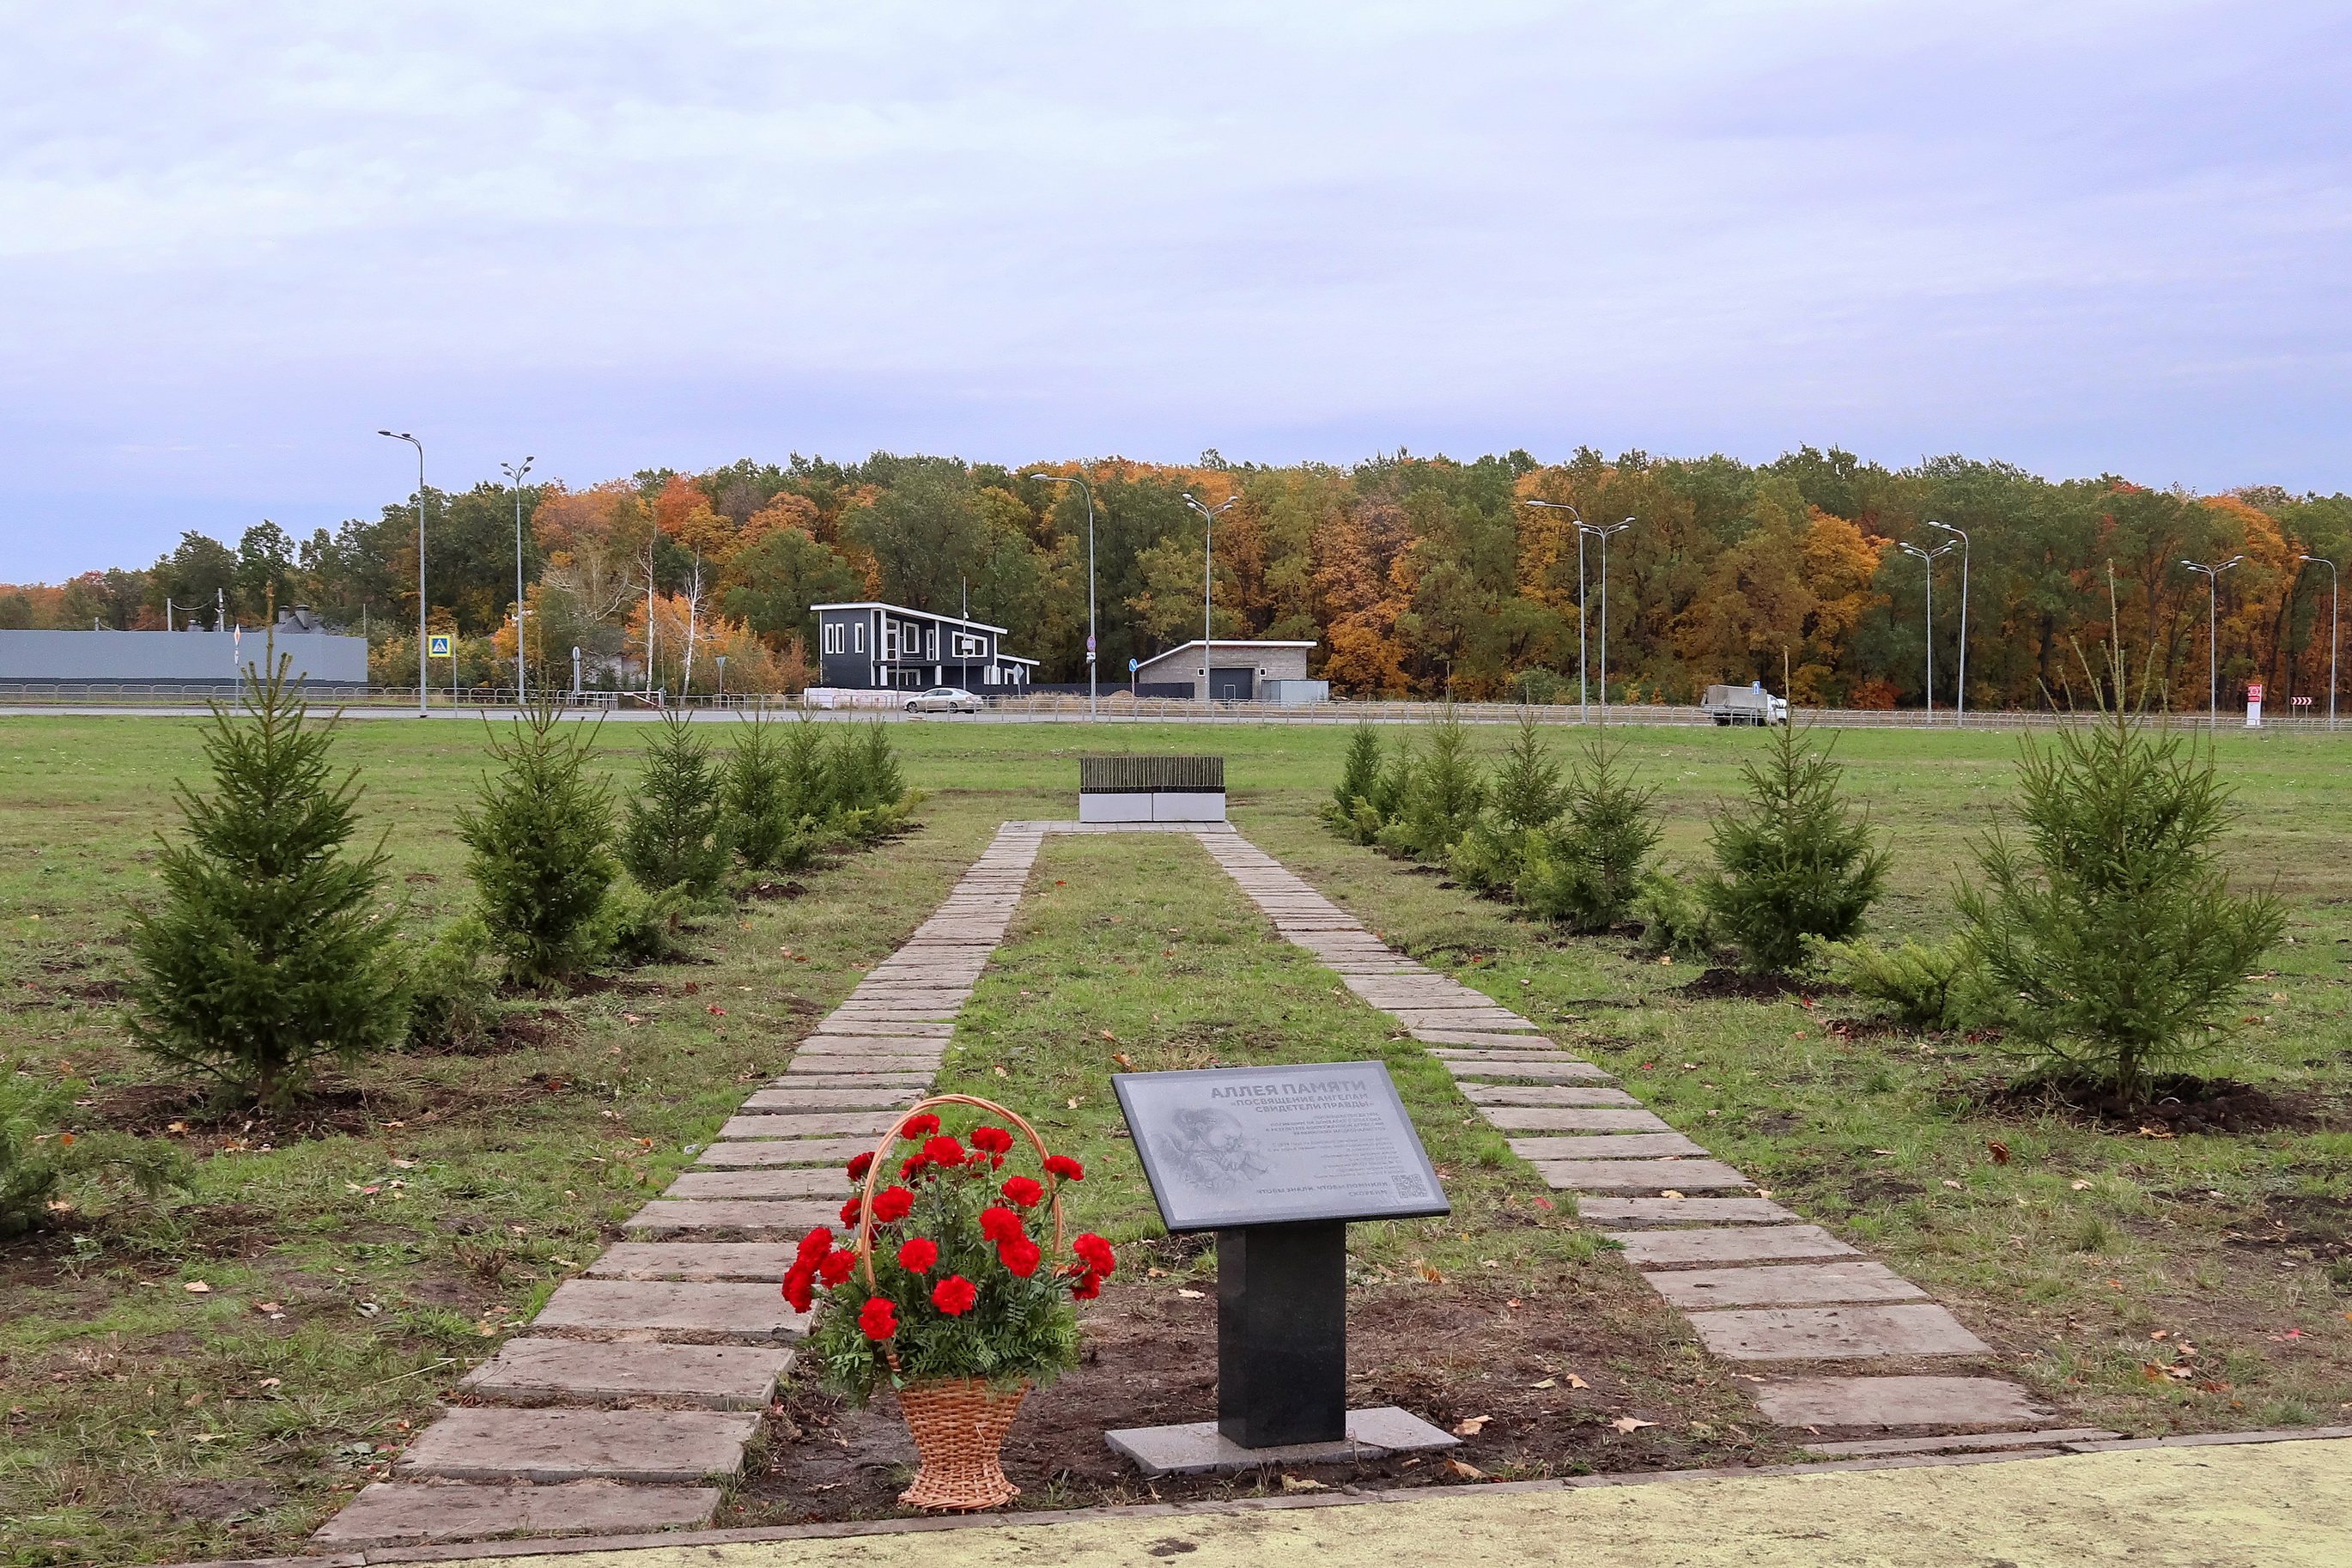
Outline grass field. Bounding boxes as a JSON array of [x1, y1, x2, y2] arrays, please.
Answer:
[[1, 713, 2347, 1563]]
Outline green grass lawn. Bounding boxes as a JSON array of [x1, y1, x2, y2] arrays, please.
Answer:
[[2, 714, 2347, 1562]]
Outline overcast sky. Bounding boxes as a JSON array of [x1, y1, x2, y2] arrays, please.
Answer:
[[4, 1, 2347, 580]]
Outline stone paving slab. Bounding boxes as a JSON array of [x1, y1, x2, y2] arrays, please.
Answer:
[[699, 1109, 901, 1138], [1750, 1376, 2051, 1429], [1530, 1158, 1752, 1191], [532, 1280, 809, 1340], [1413, 1029, 1554, 1046], [739, 1087, 922, 1111], [1443, 1061, 1614, 1083], [670, 1169, 852, 1200], [1104, 1406, 1458, 1478], [460, 1338, 794, 1408], [1801, 1428, 2121, 1457], [1645, 1261, 1928, 1310], [1428, 1048, 1585, 1062], [795, 1033, 953, 1050], [708, 1129, 872, 1161], [1575, 1196, 1799, 1225], [1609, 1225, 1861, 1267], [1459, 1084, 1642, 1108], [811, 1019, 954, 1036], [398, 1408, 760, 1484], [1482, 1108, 1674, 1133], [623, 1200, 840, 1234], [311, 1480, 720, 1548], [781, 1055, 943, 1074], [1389, 1009, 1540, 1029], [586, 1243, 799, 1280], [1510, 1133, 1713, 1160], [1687, 1304, 1991, 1360], [769, 1069, 935, 1087]]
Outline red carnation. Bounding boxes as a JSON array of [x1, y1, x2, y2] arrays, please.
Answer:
[[846, 1151, 875, 1182], [1073, 1232, 1116, 1278], [979, 1206, 1024, 1244], [1069, 1270, 1103, 1301], [899, 1113, 942, 1140], [921, 1134, 967, 1169], [931, 1274, 979, 1315], [896, 1237, 939, 1273], [1043, 1155, 1085, 1182], [858, 1297, 898, 1340], [794, 1226, 835, 1262], [838, 1196, 863, 1226], [1000, 1176, 1044, 1208], [781, 1265, 815, 1313], [970, 1126, 1015, 1154], [818, 1249, 857, 1286], [870, 1186, 915, 1223], [998, 1237, 1043, 1277], [900, 1153, 929, 1179]]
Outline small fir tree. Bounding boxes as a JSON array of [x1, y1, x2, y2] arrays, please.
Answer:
[[1701, 720, 1888, 972], [124, 650, 409, 1107], [722, 708, 798, 872], [457, 699, 620, 988], [1332, 720, 1383, 820], [1957, 644, 2284, 1097], [1515, 737, 1662, 929], [619, 711, 731, 898], [1384, 705, 1486, 860], [1488, 714, 1565, 832]]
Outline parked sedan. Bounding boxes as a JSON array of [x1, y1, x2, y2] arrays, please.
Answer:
[[904, 686, 984, 714]]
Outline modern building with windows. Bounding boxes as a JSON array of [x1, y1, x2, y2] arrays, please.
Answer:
[[811, 602, 1037, 691], [1129, 638, 1322, 702]]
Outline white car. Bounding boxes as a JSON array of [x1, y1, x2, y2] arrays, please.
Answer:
[[904, 686, 984, 714]]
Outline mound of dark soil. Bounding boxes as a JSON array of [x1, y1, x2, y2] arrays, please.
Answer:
[[1673, 969, 1849, 1003], [1988, 1076, 2313, 1136], [744, 879, 808, 901]]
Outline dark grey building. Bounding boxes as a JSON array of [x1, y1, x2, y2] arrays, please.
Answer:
[[811, 602, 1036, 691]]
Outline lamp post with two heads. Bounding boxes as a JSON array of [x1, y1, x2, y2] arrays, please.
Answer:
[[378, 430, 427, 716], [2179, 556, 2244, 726], [1520, 498, 1588, 719], [1897, 539, 1954, 721], [1589, 518, 1634, 721], [1183, 493, 1240, 710], [1925, 520, 1969, 723], [1025, 471, 1098, 718], [501, 456, 534, 703], [2300, 554, 2338, 731]]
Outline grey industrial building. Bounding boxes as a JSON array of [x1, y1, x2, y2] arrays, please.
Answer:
[[0, 606, 369, 691], [1129, 638, 1323, 703]]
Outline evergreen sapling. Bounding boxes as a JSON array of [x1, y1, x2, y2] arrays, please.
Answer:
[[457, 698, 620, 989], [1701, 720, 1888, 972], [619, 711, 731, 899]]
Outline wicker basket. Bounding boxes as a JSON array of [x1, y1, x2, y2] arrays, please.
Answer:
[[894, 1375, 1030, 1510], [848, 1093, 1066, 1512]]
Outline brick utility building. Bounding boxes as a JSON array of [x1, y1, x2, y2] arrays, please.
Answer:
[[0, 606, 368, 691], [1129, 639, 1323, 703], [811, 602, 1037, 692]]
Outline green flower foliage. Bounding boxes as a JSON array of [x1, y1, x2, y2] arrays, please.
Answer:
[[1957, 650, 2285, 1096], [456, 700, 620, 988], [1701, 720, 1888, 973], [123, 649, 410, 1108], [618, 711, 730, 898]]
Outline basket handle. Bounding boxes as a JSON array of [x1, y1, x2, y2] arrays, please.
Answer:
[[850, 1093, 1069, 1292]]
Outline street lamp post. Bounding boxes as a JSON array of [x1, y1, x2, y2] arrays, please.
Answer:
[[2179, 556, 2245, 726], [1183, 493, 1240, 711], [1589, 518, 1633, 721], [1026, 471, 1099, 718], [2300, 555, 2338, 731], [1926, 520, 1970, 724], [1521, 499, 1588, 719], [1897, 540, 1954, 721], [501, 457, 534, 703], [379, 430, 427, 716]]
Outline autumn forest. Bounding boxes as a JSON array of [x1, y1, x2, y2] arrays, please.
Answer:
[[9, 447, 2350, 709]]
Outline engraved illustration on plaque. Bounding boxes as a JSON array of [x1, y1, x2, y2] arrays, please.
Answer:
[[1152, 1106, 1270, 1195]]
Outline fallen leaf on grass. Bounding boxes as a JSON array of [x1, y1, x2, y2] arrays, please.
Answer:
[[252, 1300, 282, 1314], [1176, 1289, 1205, 1299], [1280, 1475, 1327, 1492], [182, 1281, 211, 1294], [1987, 1141, 2012, 1164], [1609, 1417, 1656, 1433], [1506, 1298, 1522, 1310], [1565, 1373, 1589, 1389], [1112, 1054, 1135, 1070], [2071, 1180, 2093, 1191], [1414, 1261, 1444, 1283], [707, 1005, 728, 1017], [1941, 1180, 1963, 1190], [1452, 1414, 1492, 1436], [258, 1377, 281, 1389], [1100, 1030, 1117, 1042], [1444, 1458, 1486, 1479]]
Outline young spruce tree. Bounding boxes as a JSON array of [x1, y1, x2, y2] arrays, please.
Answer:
[[124, 649, 409, 1107], [1957, 642, 2283, 1098], [457, 697, 620, 989], [1701, 720, 1887, 972], [619, 711, 731, 898], [1516, 736, 1662, 930], [721, 708, 798, 873]]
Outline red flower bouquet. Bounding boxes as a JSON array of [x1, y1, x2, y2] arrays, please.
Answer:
[[794, 1094, 1110, 1511]]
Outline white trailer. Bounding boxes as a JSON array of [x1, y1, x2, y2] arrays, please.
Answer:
[[1702, 684, 1790, 726]]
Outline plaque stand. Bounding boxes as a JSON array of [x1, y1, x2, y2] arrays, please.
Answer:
[[1219, 1221, 1346, 1447]]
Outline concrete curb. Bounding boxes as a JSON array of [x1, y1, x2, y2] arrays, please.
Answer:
[[167, 1425, 2352, 1568]]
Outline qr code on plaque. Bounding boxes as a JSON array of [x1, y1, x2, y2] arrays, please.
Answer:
[[1389, 1172, 1425, 1200]]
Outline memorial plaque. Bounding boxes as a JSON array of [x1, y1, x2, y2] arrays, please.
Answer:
[[1114, 1061, 1450, 1233]]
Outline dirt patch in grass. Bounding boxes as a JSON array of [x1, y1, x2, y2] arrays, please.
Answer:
[[735, 1268, 1808, 1523], [1671, 969, 1849, 1003], [84, 1072, 541, 1146], [744, 880, 809, 901], [1980, 1077, 2322, 1136]]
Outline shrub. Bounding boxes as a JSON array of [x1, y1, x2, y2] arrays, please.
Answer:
[[1514, 737, 1660, 930], [123, 650, 410, 1108], [1814, 936, 1976, 1030], [825, 722, 921, 848], [618, 711, 731, 899], [1956, 649, 2284, 1097], [404, 918, 501, 1048], [1382, 706, 1485, 860], [1701, 720, 1888, 973], [2, 1067, 191, 1237], [596, 883, 692, 966], [457, 701, 620, 988], [1633, 871, 1717, 959]]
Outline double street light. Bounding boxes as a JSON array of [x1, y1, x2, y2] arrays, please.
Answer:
[[2300, 554, 2339, 731], [1183, 492, 1241, 710], [377, 430, 428, 716], [501, 456, 534, 703], [1024, 471, 1098, 718], [1519, 502, 1636, 720], [2179, 556, 2245, 726], [1925, 520, 1970, 723], [1897, 539, 1955, 721]]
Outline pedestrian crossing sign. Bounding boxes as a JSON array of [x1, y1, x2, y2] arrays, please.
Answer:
[[428, 635, 452, 659]]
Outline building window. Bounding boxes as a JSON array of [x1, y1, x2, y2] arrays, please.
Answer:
[[823, 623, 841, 654], [951, 631, 984, 659], [925, 626, 937, 659], [852, 622, 865, 653]]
